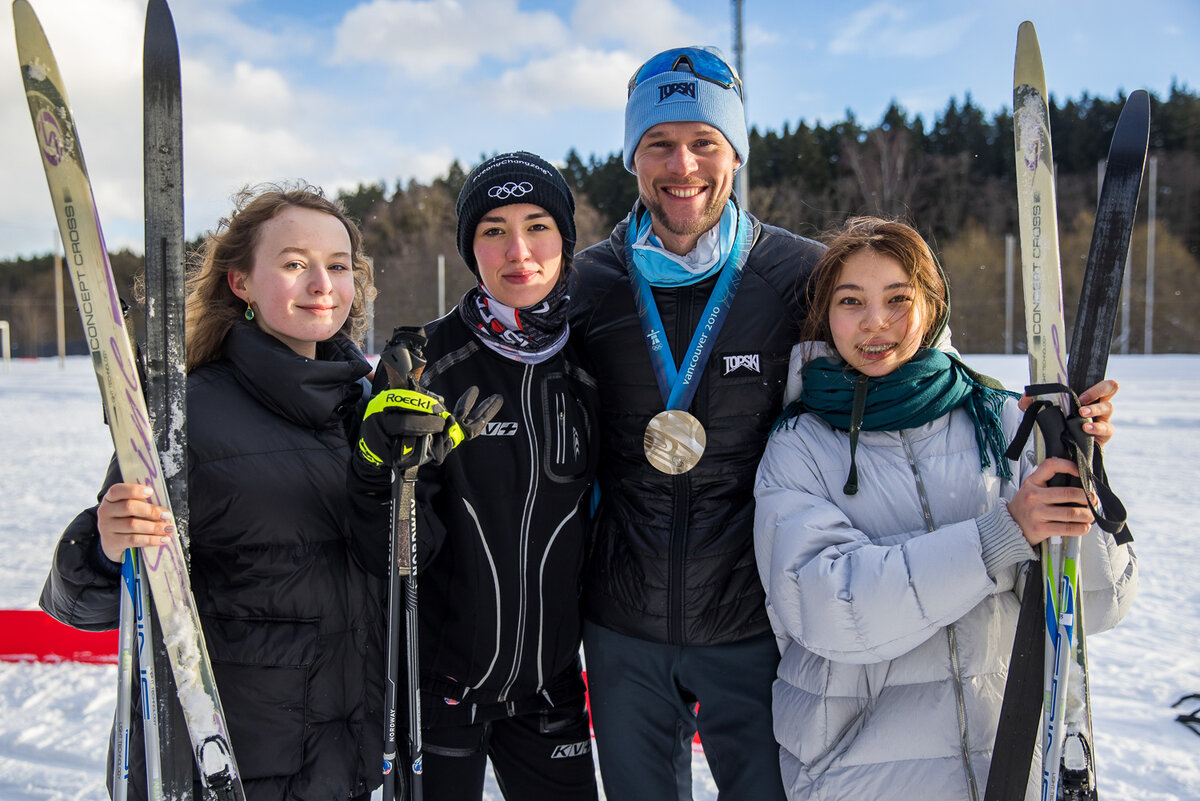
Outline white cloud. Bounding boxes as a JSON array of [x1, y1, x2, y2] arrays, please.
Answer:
[[745, 22, 781, 50], [829, 2, 973, 59], [2, 0, 144, 256], [332, 0, 568, 76], [1, 0, 464, 256], [173, 0, 316, 63], [472, 47, 638, 114], [571, 0, 712, 55]]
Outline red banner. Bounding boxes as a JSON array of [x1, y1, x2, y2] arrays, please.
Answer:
[[0, 609, 117, 664]]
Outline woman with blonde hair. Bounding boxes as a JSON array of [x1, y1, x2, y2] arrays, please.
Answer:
[[42, 183, 387, 800]]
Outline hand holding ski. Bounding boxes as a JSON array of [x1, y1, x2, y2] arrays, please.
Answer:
[[98, 484, 175, 563], [1006, 457, 1096, 544], [12, 2, 244, 797], [986, 22, 1141, 801]]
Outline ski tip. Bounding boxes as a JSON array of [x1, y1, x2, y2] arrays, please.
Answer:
[[1125, 89, 1151, 122], [1014, 21, 1046, 93], [145, 0, 179, 37], [12, 0, 56, 84], [145, 0, 181, 61], [12, 0, 37, 31], [1105, 89, 1152, 169]]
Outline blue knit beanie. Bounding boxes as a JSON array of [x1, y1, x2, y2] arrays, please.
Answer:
[[623, 46, 748, 173]]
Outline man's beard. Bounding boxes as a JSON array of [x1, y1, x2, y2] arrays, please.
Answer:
[[640, 181, 730, 241]]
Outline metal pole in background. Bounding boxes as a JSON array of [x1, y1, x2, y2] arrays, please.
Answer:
[[1145, 155, 1157, 354], [437, 254, 446, 318], [0, 321, 10, 372], [365, 256, 376, 355], [732, 0, 748, 212]]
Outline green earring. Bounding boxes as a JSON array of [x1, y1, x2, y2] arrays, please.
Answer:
[[244, 304, 254, 321]]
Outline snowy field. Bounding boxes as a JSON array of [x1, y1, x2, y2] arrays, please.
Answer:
[[2, 354, 1199, 800]]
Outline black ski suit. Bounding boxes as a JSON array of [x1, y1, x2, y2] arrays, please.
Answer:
[[348, 306, 599, 800]]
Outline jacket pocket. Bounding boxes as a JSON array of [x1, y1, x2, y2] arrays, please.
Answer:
[[201, 615, 319, 782], [540, 372, 591, 483]]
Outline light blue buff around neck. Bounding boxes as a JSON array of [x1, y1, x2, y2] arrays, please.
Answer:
[[630, 200, 741, 287]]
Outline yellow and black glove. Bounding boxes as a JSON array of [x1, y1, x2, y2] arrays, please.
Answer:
[[356, 386, 502, 472]]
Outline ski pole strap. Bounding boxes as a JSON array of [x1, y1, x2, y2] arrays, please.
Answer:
[[1172, 694, 1200, 738], [1004, 383, 1131, 542]]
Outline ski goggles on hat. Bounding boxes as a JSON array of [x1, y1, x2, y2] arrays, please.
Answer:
[[627, 47, 743, 99]]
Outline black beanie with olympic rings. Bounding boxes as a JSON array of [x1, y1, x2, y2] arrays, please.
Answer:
[[455, 151, 576, 275]]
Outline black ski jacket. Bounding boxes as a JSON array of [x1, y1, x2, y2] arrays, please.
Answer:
[[348, 308, 598, 722], [568, 206, 824, 646], [40, 324, 384, 801]]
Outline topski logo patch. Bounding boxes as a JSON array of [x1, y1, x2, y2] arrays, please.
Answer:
[[722, 353, 761, 376], [657, 81, 698, 104]]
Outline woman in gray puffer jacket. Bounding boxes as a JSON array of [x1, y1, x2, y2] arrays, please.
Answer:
[[753, 218, 1136, 801]]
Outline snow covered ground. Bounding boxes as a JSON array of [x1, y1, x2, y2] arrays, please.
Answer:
[[2, 354, 1198, 800]]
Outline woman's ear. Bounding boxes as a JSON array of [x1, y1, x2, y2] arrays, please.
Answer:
[[227, 270, 248, 302]]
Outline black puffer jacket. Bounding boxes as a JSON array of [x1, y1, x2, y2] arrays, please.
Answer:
[[40, 324, 384, 801], [568, 207, 824, 646], [349, 308, 597, 721]]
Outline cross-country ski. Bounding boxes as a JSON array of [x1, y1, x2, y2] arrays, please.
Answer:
[[11, 1, 245, 798], [0, 4, 1191, 801]]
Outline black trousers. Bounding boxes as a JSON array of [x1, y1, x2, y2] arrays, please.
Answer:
[[582, 621, 786, 801], [418, 694, 598, 801]]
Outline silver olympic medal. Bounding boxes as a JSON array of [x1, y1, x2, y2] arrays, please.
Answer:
[[643, 410, 707, 475]]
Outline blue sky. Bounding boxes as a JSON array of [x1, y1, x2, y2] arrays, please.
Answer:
[[1, 0, 1195, 259]]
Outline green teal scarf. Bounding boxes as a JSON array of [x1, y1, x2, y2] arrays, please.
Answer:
[[783, 349, 1017, 494]]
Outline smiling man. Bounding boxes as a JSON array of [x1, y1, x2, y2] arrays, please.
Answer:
[[568, 46, 826, 801]]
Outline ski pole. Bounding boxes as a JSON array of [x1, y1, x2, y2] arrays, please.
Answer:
[[380, 328, 429, 801], [117, 548, 168, 801], [394, 452, 424, 801], [133, 553, 165, 801], [115, 553, 138, 801]]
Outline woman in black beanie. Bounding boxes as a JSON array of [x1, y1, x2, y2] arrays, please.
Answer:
[[351, 152, 599, 800]]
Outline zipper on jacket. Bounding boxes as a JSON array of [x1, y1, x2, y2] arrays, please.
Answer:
[[947, 625, 981, 801], [499, 365, 538, 701], [669, 473, 689, 645], [903, 430, 980, 801], [900, 431, 935, 532], [667, 281, 698, 646]]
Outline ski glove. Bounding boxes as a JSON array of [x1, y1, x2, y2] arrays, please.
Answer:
[[356, 386, 503, 472]]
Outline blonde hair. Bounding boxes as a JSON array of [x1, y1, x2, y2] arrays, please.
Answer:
[[185, 183, 375, 371], [801, 216, 948, 352]]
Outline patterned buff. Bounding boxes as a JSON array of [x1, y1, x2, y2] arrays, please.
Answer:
[[458, 279, 570, 365]]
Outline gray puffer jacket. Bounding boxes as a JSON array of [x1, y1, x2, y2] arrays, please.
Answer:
[[753, 369, 1137, 801]]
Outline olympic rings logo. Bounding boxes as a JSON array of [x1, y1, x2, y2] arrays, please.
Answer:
[[487, 181, 533, 200]]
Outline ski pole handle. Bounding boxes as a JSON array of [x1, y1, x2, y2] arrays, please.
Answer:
[[380, 326, 428, 392]]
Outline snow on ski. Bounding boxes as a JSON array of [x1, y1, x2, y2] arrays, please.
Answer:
[[142, 0, 195, 796], [11, 1, 245, 798], [1011, 20, 1076, 801], [986, 36, 1148, 801]]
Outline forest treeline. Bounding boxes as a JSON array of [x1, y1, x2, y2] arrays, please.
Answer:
[[2, 85, 1197, 357]]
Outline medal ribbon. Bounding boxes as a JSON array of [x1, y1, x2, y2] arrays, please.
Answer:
[[624, 203, 752, 410]]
